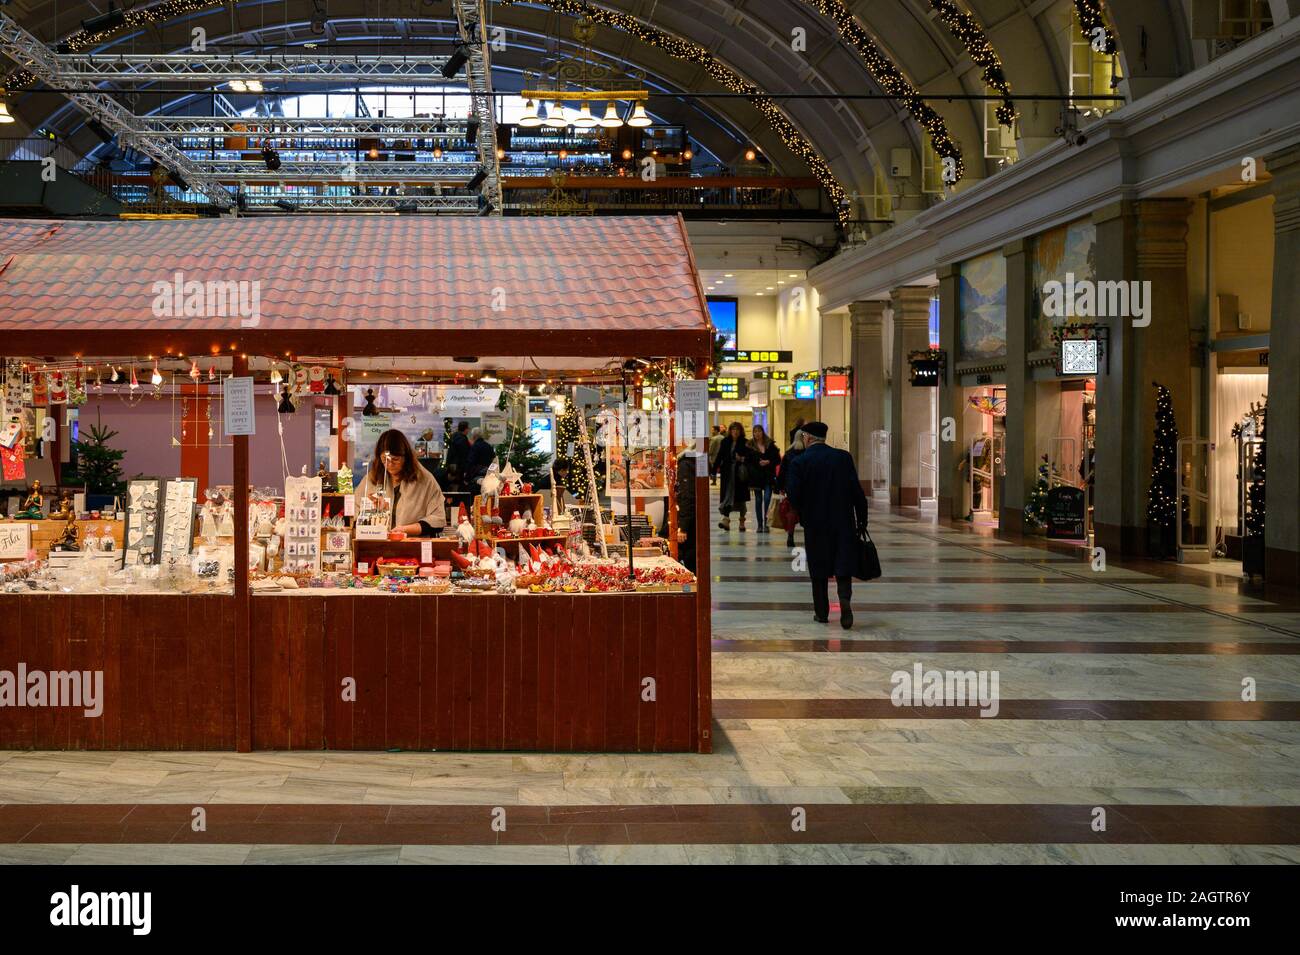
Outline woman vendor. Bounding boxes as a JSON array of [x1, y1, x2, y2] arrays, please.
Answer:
[[355, 429, 447, 536]]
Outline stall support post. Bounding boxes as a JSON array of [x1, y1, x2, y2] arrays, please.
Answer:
[[667, 386, 678, 560], [694, 360, 712, 753], [232, 353, 252, 752], [619, 365, 635, 580]]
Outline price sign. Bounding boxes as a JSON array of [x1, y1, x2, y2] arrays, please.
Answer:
[[222, 376, 257, 436]]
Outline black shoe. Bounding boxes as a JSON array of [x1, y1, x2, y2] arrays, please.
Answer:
[[813, 614, 829, 624], [840, 609, 853, 630], [786, 535, 795, 548]]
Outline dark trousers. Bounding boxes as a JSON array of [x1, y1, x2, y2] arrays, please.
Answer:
[[811, 575, 853, 620], [680, 527, 697, 574]]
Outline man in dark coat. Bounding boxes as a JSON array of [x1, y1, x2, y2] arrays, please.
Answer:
[[784, 421, 870, 629], [445, 421, 471, 480]]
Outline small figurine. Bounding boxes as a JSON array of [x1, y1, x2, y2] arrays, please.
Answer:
[[456, 504, 475, 548], [507, 510, 527, 537], [525, 516, 537, 537], [51, 511, 79, 552], [51, 491, 75, 521], [17, 480, 44, 519], [336, 463, 354, 495], [362, 388, 379, 417], [277, 385, 296, 414]]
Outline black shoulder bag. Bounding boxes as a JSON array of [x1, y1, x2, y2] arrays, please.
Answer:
[[855, 526, 882, 581]]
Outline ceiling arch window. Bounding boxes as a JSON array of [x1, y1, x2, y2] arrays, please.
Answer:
[[1066, 4, 1125, 118]]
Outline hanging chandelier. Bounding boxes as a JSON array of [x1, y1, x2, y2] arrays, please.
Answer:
[[519, 17, 650, 131]]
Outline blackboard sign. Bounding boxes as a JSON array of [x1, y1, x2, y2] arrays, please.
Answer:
[[910, 359, 939, 387], [1045, 486, 1087, 540]]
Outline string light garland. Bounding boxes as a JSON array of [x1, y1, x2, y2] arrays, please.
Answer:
[[1073, 0, 1118, 55], [503, 0, 856, 219], [797, 0, 964, 181], [1145, 382, 1178, 558], [926, 1, 1016, 126]]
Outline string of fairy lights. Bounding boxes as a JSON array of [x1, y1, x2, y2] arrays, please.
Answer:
[[1073, 0, 1118, 55], [927, 0, 1016, 127], [502, 0, 853, 218]]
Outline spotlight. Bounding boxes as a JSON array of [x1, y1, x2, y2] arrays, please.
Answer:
[[261, 146, 281, 171], [82, 4, 125, 32], [441, 44, 469, 79], [274, 199, 297, 212], [466, 166, 487, 191], [477, 194, 494, 215], [169, 171, 189, 192], [396, 199, 419, 213], [465, 119, 479, 144]]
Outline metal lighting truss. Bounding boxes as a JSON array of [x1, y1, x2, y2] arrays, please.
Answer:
[[0, 11, 233, 208], [193, 159, 481, 181], [452, 0, 503, 214], [244, 194, 481, 213], [140, 116, 468, 138], [53, 52, 454, 85]]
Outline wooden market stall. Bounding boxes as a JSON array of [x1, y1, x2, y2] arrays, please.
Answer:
[[0, 214, 714, 753]]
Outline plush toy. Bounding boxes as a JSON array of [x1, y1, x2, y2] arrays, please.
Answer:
[[507, 510, 527, 536]]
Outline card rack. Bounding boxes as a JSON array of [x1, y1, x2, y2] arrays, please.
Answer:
[[159, 477, 198, 562], [124, 478, 163, 566], [283, 476, 323, 574]]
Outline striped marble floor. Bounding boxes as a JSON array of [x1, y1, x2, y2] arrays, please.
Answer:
[[2, 495, 1298, 864]]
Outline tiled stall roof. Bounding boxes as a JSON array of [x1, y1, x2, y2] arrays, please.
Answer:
[[0, 215, 711, 337]]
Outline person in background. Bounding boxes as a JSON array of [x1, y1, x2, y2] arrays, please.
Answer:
[[749, 424, 781, 534], [713, 421, 751, 531], [707, 425, 724, 486], [465, 427, 496, 485], [788, 416, 806, 445], [445, 421, 471, 483], [777, 430, 805, 548], [784, 421, 869, 629], [354, 429, 446, 536], [674, 446, 704, 572]]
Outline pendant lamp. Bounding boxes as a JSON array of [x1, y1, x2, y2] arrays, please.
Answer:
[[626, 102, 651, 127], [600, 102, 623, 128]]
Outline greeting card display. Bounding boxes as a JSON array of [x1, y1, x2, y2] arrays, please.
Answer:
[[159, 477, 198, 560], [124, 479, 163, 566], [283, 476, 323, 574]]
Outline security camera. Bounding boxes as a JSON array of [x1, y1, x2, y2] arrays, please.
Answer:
[[1056, 107, 1088, 147]]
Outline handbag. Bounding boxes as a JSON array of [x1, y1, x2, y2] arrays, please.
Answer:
[[735, 460, 750, 485], [855, 526, 882, 581], [778, 496, 799, 531]]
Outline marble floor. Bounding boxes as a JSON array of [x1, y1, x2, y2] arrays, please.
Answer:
[[3, 495, 1299, 864]]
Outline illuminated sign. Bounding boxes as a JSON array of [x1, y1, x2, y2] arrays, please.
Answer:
[[722, 349, 793, 364], [823, 373, 851, 397], [754, 370, 789, 380], [708, 376, 743, 399], [777, 384, 793, 396], [1059, 339, 1099, 376], [794, 379, 816, 400]]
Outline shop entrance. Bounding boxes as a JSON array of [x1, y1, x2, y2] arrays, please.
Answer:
[[963, 385, 1005, 525], [1033, 377, 1096, 542]]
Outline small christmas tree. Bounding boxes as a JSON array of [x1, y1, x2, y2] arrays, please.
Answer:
[[71, 423, 127, 499], [1246, 407, 1267, 538], [1145, 382, 1179, 558], [495, 425, 551, 484], [1023, 454, 1052, 529], [555, 397, 592, 502]]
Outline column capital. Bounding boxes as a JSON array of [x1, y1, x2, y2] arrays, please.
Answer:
[[848, 300, 888, 330], [889, 285, 933, 327], [1266, 146, 1300, 236]]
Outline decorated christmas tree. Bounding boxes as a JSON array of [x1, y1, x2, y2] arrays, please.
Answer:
[[555, 397, 592, 502], [494, 425, 551, 484], [1145, 382, 1179, 558], [1023, 455, 1052, 529], [1246, 407, 1266, 537]]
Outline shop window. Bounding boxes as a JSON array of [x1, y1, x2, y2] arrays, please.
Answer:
[[1068, 9, 1124, 117]]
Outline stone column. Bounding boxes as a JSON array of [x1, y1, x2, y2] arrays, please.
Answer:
[[889, 286, 934, 506], [1265, 146, 1300, 586], [1092, 199, 1193, 557], [1000, 238, 1034, 535], [849, 301, 887, 479], [936, 265, 964, 520]]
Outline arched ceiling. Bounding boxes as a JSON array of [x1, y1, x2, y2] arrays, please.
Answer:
[[0, 0, 1221, 214]]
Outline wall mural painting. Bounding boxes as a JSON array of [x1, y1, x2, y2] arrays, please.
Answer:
[[958, 251, 1007, 362], [1031, 219, 1097, 351]]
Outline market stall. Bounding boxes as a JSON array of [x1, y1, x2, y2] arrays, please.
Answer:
[[0, 214, 714, 753]]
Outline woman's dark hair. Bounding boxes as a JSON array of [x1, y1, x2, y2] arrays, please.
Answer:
[[368, 429, 420, 486], [727, 421, 745, 442], [752, 424, 768, 445]]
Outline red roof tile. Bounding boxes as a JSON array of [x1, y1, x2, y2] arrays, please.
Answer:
[[0, 215, 711, 338]]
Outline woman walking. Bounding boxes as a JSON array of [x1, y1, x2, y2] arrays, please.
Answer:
[[713, 421, 752, 531], [749, 425, 781, 533], [777, 430, 804, 547]]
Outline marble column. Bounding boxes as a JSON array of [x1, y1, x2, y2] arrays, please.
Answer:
[[1000, 238, 1034, 536], [936, 265, 964, 521], [889, 286, 934, 506], [1265, 146, 1300, 586], [848, 301, 887, 479], [1092, 199, 1193, 557]]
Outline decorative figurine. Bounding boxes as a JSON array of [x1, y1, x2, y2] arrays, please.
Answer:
[[362, 388, 379, 417], [51, 511, 80, 552], [17, 480, 44, 519], [323, 374, 341, 396], [51, 491, 75, 521], [508, 510, 527, 537], [277, 385, 296, 414]]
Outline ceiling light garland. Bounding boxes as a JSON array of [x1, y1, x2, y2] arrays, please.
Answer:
[[797, 0, 964, 181], [1073, 0, 1118, 55], [502, 0, 858, 220], [927, 0, 1016, 126]]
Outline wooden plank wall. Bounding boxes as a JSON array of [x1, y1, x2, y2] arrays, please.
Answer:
[[248, 593, 701, 753], [0, 594, 236, 750]]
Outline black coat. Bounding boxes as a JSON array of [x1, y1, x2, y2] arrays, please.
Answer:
[[714, 435, 751, 505], [785, 441, 869, 578], [749, 441, 781, 488], [466, 438, 496, 481]]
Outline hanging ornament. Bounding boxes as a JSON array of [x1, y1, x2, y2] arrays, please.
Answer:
[[362, 388, 379, 417], [270, 364, 284, 385], [110, 366, 120, 384], [277, 385, 296, 414], [151, 361, 163, 386], [189, 359, 200, 382], [129, 366, 139, 390], [323, 374, 340, 396]]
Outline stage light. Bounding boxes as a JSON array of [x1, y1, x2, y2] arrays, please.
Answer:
[[442, 44, 469, 78]]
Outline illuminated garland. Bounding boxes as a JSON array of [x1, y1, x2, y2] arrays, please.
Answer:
[[798, 0, 963, 180], [503, 0, 856, 218], [927, 1, 1016, 126], [1073, 0, 1118, 55]]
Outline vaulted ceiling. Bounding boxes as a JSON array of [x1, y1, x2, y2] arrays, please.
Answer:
[[0, 0, 1235, 212]]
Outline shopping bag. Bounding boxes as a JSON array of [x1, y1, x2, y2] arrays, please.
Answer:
[[767, 494, 784, 528], [778, 496, 799, 532], [855, 526, 882, 581]]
